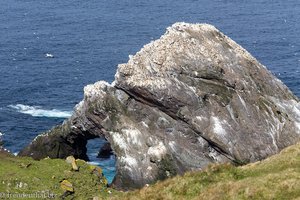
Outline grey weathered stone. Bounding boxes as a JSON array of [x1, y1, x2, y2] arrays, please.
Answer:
[[97, 143, 113, 159], [19, 22, 300, 190]]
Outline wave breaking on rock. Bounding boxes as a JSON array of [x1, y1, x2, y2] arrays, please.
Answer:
[[9, 104, 72, 118]]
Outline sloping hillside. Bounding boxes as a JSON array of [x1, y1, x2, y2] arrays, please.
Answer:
[[111, 142, 300, 200], [1, 141, 300, 199]]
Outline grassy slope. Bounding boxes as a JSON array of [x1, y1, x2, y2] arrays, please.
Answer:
[[1, 142, 300, 200], [111, 142, 300, 200], [0, 153, 114, 199]]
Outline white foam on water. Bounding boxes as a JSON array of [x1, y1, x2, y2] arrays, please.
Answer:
[[8, 104, 72, 118], [45, 53, 54, 58], [87, 161, 102, 166]]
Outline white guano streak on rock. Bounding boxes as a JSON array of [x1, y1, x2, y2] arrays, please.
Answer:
[[120, 155, 138, 172], [269, 97, 300, 134], [293, 105, 300, 134], [168, 141, 177, 153], [122, 128, 143, 147], [265, 118, 279, 151], [33, 133, 47, 143], [226, 105, 238, 123], [148, 142, 167, 161], [197, 137, 208, 147], [189, 86, 197, 93], [237, 94, 248, 113], [111, 132, 128, 151], [141, 121, 149, 128], [196, 116, 204, 122], [263, 104, 281, 151], [211, 116, 227, 137], [296, 122, 300, 133], [83, 81, 110, 100], [208, 146, 223, 162], [74, 100, 84, 113]]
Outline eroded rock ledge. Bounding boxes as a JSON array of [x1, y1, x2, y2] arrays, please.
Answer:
[[19, 23, 300, 190]]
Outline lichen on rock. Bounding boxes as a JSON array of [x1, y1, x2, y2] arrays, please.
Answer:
[[19, 22, 300, 190]]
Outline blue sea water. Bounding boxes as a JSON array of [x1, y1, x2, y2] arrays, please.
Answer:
[[0, 0, 299, 183]]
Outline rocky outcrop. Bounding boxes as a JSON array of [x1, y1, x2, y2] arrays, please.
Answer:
[[0, 132, 4, 153], [97, 143, 113, 159], [0, 131, 9, 155], [0, 131, 3, 147], [19, 23, 300, 190]]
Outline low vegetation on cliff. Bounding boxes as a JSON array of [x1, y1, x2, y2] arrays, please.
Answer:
[[0, 152, 114, 199], [111, 141, 300, 200], [1, 141, 300, 199]]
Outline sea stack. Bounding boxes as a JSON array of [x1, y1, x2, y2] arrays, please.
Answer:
[[19, 22, 300, 190]]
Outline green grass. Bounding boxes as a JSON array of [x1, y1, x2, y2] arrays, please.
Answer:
[[0, 153, 114, 199]]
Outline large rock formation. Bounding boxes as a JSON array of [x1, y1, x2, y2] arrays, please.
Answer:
[[19, 23, 300, 190]]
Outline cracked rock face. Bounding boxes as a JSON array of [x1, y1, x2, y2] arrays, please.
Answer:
[[19, 22, 300, 190]]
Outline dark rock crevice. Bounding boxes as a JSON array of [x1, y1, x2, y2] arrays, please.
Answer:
[[117, 83, 235, 163]]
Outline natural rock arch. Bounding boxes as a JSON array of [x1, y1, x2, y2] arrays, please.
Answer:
[[20, 23, 300, 190]]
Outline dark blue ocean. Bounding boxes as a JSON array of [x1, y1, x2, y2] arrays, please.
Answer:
[[0, 0, 299, 183]]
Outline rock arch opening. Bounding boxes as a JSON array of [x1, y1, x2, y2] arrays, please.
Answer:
[[86, 137, 116, 184]]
